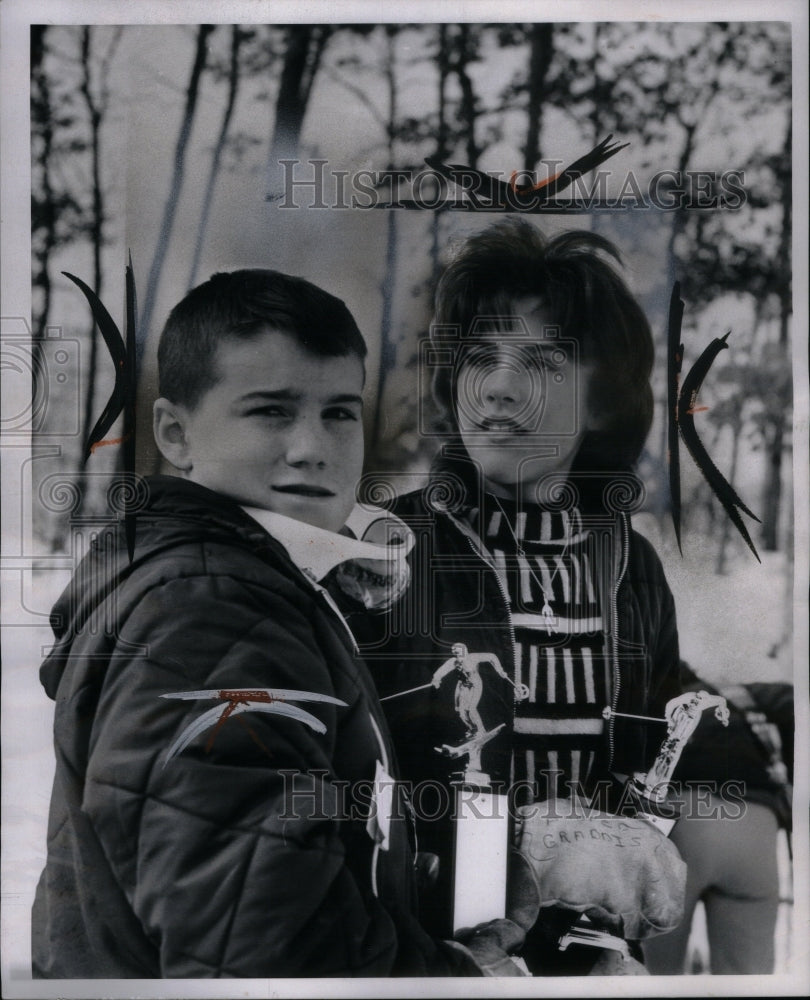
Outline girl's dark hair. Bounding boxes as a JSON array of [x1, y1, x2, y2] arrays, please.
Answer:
[[158, 269, 366, 408], [431, 219, 654, 480]]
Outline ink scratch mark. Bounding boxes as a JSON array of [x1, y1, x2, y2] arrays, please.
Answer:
[[667, 283, 761, 561], [62, 270, 129, 462], [667, 283, 685, 554], [159, 687, 348, 765], [123, 255, 138, 560], [509, 134, 629, 198], [425, 134, 630, 208], [89, 434, 131, 453], [509, 168, 561, 195], [63, 255, 139, 560]]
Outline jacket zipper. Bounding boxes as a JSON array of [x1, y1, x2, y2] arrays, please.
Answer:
[[367, 712, 388, 898], [446, 513, 519, 743], [308, 576, 360, 655], [607, 513, 630, 772], [310, 577, 403, 898], [446, 513, 518, 652]]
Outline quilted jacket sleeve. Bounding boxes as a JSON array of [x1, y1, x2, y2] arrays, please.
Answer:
[[81, 570, 475, 977], [641, 533, 683, 723], [610, 528, 684, 779]]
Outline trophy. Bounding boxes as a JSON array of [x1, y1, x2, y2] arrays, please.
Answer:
[[381, 642, 528, 932], [603, 689, 730, 833], [432, 643, 528, 931]]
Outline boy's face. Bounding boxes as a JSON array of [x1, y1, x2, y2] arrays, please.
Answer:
[[454, 298, 594, 500], [176, 328, 365, 532]]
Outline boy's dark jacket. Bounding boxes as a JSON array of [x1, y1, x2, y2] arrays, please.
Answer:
[[31, 475, 479, 978], [352, 482, 683, 933]]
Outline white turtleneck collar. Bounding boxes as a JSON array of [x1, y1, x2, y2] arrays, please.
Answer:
[[240, 503, 414, 610]]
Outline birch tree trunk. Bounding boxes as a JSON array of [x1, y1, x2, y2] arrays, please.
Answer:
[[138, 24, 214, 361], [188, 26, 245, 290]]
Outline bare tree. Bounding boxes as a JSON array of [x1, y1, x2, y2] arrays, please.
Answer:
[[267, 25, 332, 195], [31, 25, 54, 356], [188, 26, 248, 289], [138, 24, 215, 358], [31, 26, 77, 354], [453, 25, 480, 169], [374, 26, 402, 451], [77, 25, 123, 461], [759, 116, 792, 551], [523, 24, 554, 171], [430, 24, 451, 274]]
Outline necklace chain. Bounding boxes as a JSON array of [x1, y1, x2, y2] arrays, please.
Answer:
[[489, 494, 575, 635]]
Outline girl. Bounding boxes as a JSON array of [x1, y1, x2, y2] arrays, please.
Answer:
[[358, 219, 685, 970]]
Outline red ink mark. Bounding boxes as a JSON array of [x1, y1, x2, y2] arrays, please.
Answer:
[[235, 715, 274, 758], [89, 434, 131, 454], [509, 169, 561, 196], [203, 691, 285, 753], [686, 390, 709, 415], [217, 689, 281, 704], [205, 699, 239, 753]]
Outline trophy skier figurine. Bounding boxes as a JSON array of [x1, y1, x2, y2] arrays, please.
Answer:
[[432, 643, 528, 786], [603, 688, 730, 833], [641, 690, 730, 798]]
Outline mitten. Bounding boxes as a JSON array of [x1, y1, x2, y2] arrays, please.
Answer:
[[510, 802, 686, 940]]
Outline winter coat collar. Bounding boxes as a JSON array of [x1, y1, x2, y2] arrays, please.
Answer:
[[241, 504, 414, 584]]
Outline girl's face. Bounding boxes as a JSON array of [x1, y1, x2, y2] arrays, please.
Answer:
[[454, 298, 595, 501]]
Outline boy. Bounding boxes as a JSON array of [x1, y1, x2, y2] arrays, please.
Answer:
[[31, 269, 528, 977], [358, 221, 687, 972]]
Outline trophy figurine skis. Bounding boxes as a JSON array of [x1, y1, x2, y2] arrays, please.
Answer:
[[603, 689, 730, 833]]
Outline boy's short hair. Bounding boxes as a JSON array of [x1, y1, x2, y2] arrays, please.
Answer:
[[158, 269, 367, 408], [431, 219, 654, 474]]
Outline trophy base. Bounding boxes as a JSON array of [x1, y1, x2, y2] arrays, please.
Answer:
[[452, 768, 492, 789], [452, 788, 509, 933]]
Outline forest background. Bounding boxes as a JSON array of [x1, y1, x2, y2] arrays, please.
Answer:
[[28, 18, 795, 675]]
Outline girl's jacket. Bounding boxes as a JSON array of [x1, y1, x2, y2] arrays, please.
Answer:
[[32, 476, 478, 978], [353, 485, 684, 932]]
